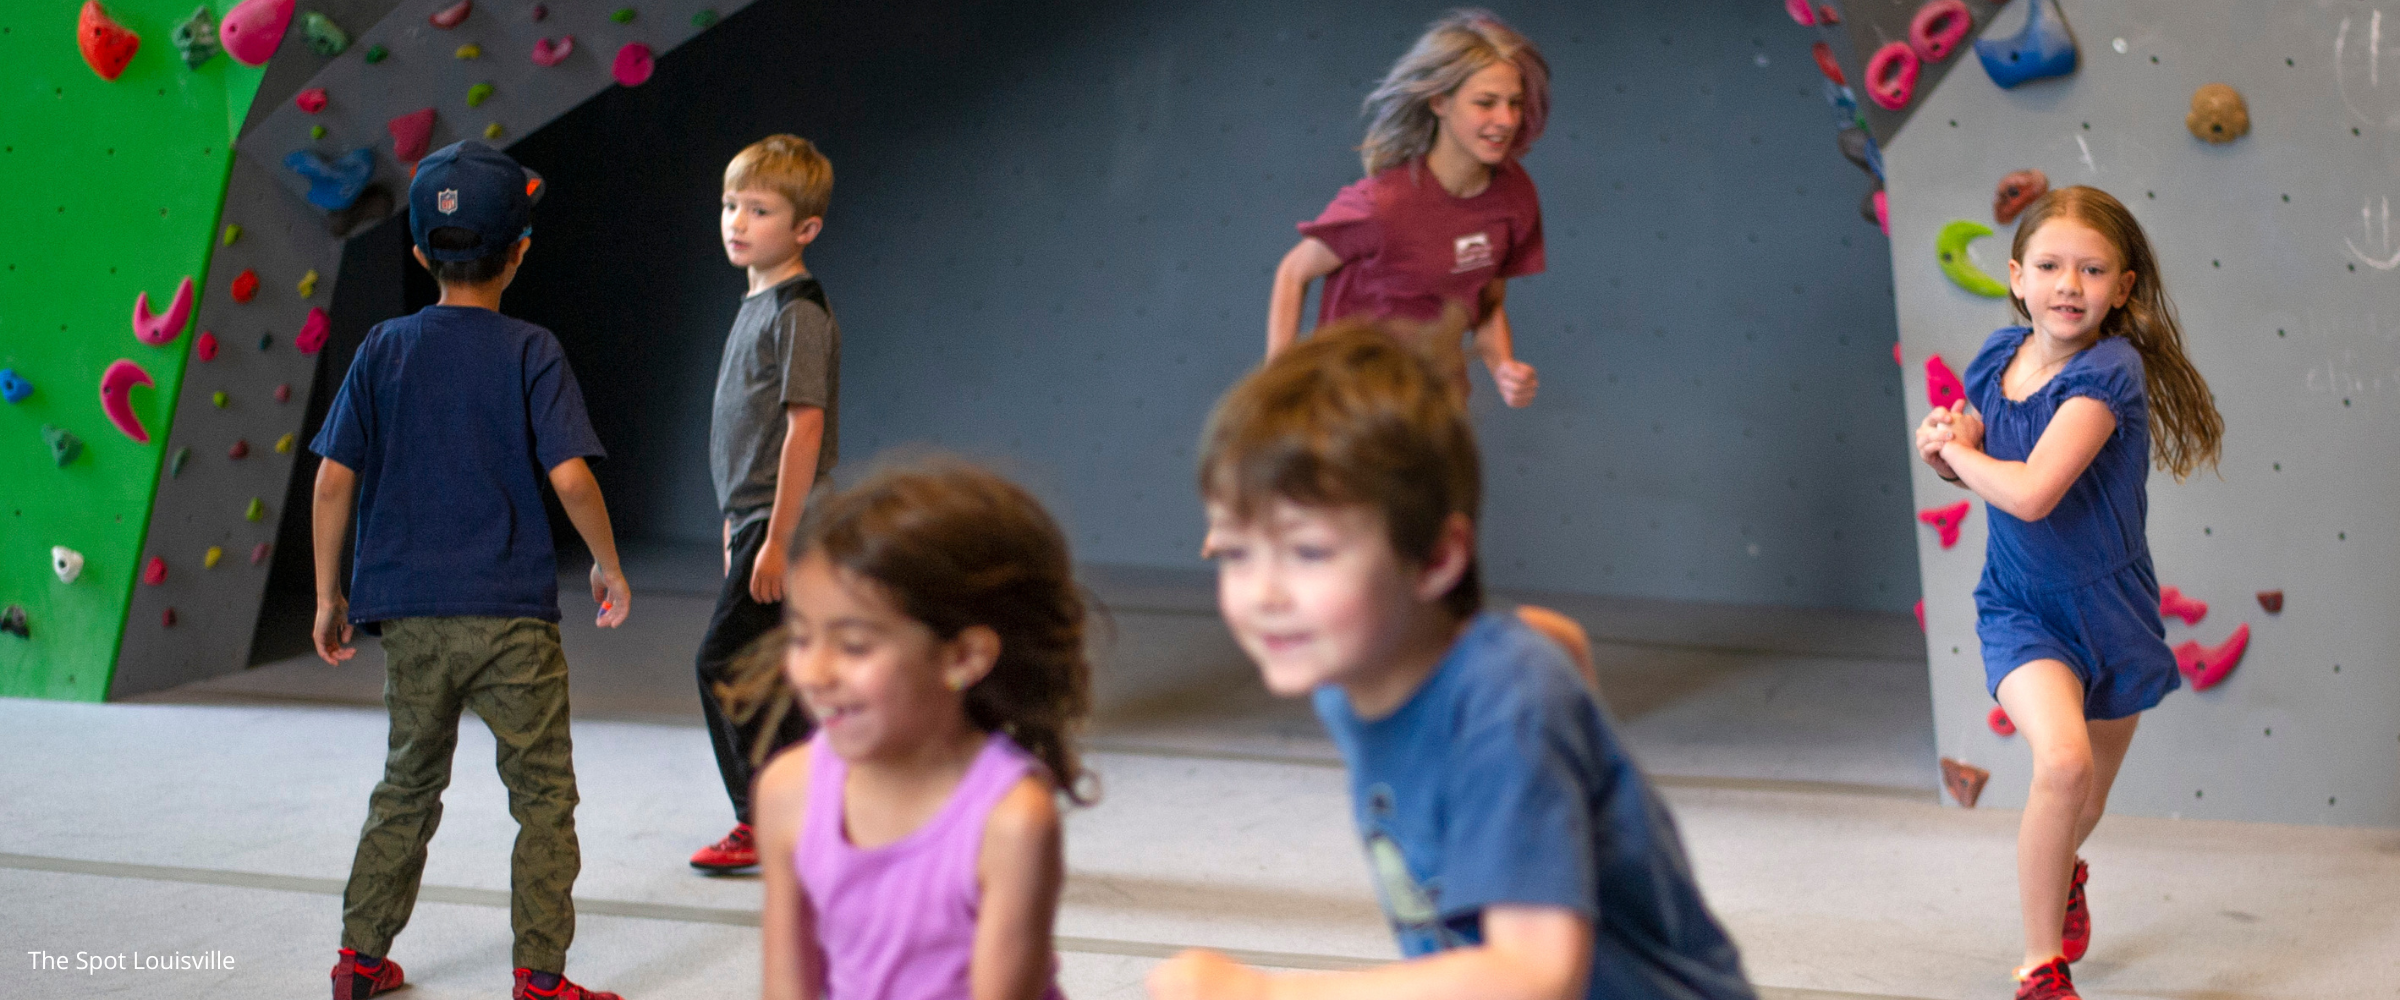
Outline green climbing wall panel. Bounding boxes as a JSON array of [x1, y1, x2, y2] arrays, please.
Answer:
[[0, 1, 265, 700]]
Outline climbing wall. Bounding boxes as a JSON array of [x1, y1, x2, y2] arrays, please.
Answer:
[[1884, 0, 2400, 825], [98, 0, 757, 699], [0, 0, 266, 700]]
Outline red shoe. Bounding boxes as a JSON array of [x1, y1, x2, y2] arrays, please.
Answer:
[[330, 949, 405, 999], [514, 969, 622, 1000], [688, 822, 756, 872], [2062, 858, 2091, 962], [2015, 957, 2078, 1000]]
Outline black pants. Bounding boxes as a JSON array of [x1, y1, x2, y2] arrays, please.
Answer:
[[696, 519, 813, 824]]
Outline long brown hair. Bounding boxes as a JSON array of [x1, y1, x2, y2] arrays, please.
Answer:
[[2008, 185, 2223, 480]]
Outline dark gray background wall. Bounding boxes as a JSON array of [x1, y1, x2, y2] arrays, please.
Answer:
[[498, 0, 1919, 612]]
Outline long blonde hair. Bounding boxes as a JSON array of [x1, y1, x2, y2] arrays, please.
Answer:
[[1358, 10, 1550, 176], [2009, 186, 2223, 480]]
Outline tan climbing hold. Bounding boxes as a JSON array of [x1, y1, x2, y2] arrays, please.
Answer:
[[1940, 757, 1990, 808], [2186, 83, 2249, 144]]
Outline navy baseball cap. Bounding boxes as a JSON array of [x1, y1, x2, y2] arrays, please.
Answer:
[[408, 141, 544, 260]]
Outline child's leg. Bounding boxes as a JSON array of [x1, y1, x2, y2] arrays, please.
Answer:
[[695, 520, 808, 824], [2074, 715, 2139, 848], [1995, 659, 2092, 969], [341, 618, 471, 959], [464, 618, 582, 974]]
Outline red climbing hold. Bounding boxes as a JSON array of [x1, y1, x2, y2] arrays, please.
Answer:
[[1924, 354, 1964, 410], [275, 382, 291, 403], [612, 42, 655, 86], [162, 607, 177, 628], [220, 0, 293, 66], [2256, 590, 2283, 613], [79, 1, 141, 81], [296, 87, 327, 113], [295, 306, 330, 354], [531, 35, 573, 66], [196, 330, 219, 361], [2159, 585, 2208, 626], [230, 269, 259, 303], [1816, 4, 1840, 25], [429, 0, 471, 28], [228, 438, 250, 459], [1913, 598, 1925, 631], [132, 276, 195, 346], [142, 556, 168, 585], [1987, 705, 2015, 736], [389, 108, 436, 164], [2174, 623, 2249, 691], [1939, 757, 1989, 808], [1908, 0, 1973, 62], [1784, 0, 1815, 26], [100, 359, 154, 443], [251, 542, 272, 565], [1994, 169, 2049, 226], [1865, 41, 1919, 111], [1918, 501, 1970, 549], [1811, 41, 1845, 85]]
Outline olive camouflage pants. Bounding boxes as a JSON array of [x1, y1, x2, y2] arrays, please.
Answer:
[[340, 617, 581, 972]]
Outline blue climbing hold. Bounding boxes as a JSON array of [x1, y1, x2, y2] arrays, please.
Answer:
[[1975, 0, 2076, 90], [284, 146, 375, 211], [0, 368, 31, 404]]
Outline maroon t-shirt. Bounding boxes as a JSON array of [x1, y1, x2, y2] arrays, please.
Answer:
[[1298, 158, 1545, 327]]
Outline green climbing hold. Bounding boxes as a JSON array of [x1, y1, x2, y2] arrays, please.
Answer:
[[1935, 220, 2011, 298], [212, 391, 228, 408], [311, 124, 327, 139], [169, 446, 190, 475], [245, 497, 266, 522], [302, 11, 349, 56], [44, 425, 82, 467], [692, 8, 718, 27], [467, 82, 494, 107], [364, 43, 387, 63], [610, 7, 635, 23], [222, 223, 241, 245], [484, 122, 504, 139], [173, 5, 220, 68]]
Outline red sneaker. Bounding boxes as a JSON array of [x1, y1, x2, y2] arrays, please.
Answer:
[[2015, 957, 2078, 1000], [688, 822, 757, 872], [2062, 858, 2091, 962], [330, 949, 405, 1000], [513, 969, 623, 1000]]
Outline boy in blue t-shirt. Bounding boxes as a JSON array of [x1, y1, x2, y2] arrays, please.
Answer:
[[310, 141, 630, 1000], [1154, 323, 1754, 1000]]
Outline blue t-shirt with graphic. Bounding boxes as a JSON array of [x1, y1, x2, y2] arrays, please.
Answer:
[[1313, 611, 1754, 1000], [311, 305, 605, 625]]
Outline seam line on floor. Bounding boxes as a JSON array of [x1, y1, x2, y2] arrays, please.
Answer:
[[1083, 743, 1934, 801]]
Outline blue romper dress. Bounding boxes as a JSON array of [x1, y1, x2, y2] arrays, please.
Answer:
[[1964, 326, 2179, 720]]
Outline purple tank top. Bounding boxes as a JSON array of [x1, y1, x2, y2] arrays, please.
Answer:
[[796, 732, 1066, 1000]]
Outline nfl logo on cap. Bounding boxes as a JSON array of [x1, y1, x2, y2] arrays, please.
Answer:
[[438, 189, 459, 215]]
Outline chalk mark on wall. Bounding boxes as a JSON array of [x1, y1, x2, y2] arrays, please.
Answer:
[[2075, 134, 2097, 174], [2300, 311, 2396, 397], [2336, 9, 2398, 129], [2346, 196, 2400, 270]]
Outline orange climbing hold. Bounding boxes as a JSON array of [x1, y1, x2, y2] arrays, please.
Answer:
[[1940, 757, 1989, 808], [2174, 623, 2249, 691], [1994, 169, 2049, 226], [79, 1, 141, 81], [1918, 501, 1970, 549], [2159, 585, 2207, 626]]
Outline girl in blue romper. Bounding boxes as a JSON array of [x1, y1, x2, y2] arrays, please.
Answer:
[[1915, 187, 2222, 1000]]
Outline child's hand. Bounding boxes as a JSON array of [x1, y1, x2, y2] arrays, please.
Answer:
[[1492, 358, 1539, 408], [313, 595, 355, 666], [1945, 404, 1986, 455], [1147, 950, 1268, 1000], [749, 538, 787, 604], [1916, 401, 1961, 479], [590, 564, 630, 628]]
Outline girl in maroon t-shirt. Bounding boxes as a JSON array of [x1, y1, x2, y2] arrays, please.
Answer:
[[1268, 9, 1550, 409]]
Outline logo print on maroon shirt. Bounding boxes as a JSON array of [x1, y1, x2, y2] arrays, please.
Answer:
[[1451, 231, 1494, 274]]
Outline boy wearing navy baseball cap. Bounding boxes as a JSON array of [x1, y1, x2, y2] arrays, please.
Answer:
[[311, 141, 632, 1000]]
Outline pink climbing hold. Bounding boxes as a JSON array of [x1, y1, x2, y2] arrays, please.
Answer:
[[429, 0, 472, 28], [196, 330, 219, 361], [1925, 354, 1965, 411], [220, 0, 294, 66], [612, 42, 655, 86], [2159, 585, 2208, 627], [251, 541, 273, 565], [132, 276, 195, 346], [1784, 0, 1815, 26], [1873, 189, 1890, 236], [295, 307, 330, 354], [162, 607, 178, 628], [99, 359, 154, 443], [1913, 598, 1925, 631], [1918, 500, 1970, 549], [275, 382, 292, 403], [389, 108, 436, 164], [1987, 705, 2015, 736], [142, 556, 168, 586], [1865, 41, 1920, 111], [1908, 0, 1973, 63], [228, 438, 250, 459], [1892, 342, 1903, 366], [2174, 623, 2250, 691], [531, 35, 573, 66], [296, 87, 327, 113]]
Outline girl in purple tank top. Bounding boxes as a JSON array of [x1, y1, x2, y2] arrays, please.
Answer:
[[749, 460, 1093, 1000]]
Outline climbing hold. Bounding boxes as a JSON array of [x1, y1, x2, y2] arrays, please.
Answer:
[[1913, 599, 1924, 631], [274, 383, 291, 403], [388, 108, 436, 164], [484, 122, 504, 139], [295, 87, 327, 113], [1924, 354, 1965, 410], [429, 0, 471, 28], [454, 42, 481, 59], [2174, 623, 2249, 691], [132, 276, 196, 345], [612, 42, 655, 86], [78, 1, 141, 82], [296, 307, 330, 354], [211, 390, 228, 408], [1816, 4, 1839, 25], [1908, 0, 1972, 63], [2256, 590, 2283, 613], [1918, 501, 1970, 549], [311, 124, 327, 140], [467, 82, 494, 107], [1, 606, 27, 639], [100, 359, 155, 443], [45, 425, 83, 466], [204, 545, 223, 568], [297, 269, 319, 298], [325, 183, 395, 239], [1987, 705, 2015, 736], [1993, 169, 2049, 225], [1975, 0, 2076, 90], [0, 369, 31, 403], [162, 607, 177, 628], [257, 332, 273, 351], [169, 447, 189, 475], [222, 223, 241, 245], [250, 542, 272, 565], [142, 556, 168, 585], [610, 7, 636, 23], [1785, 0, 1815, 25], [228, 438, 249, 459], [530, 35, 572, 66], [1836, 126, 1881, 180], [172, 5, 219, 67], [245, 497, 266, 522], [1811, 41, 1845, 85], [275, 432, 295, 454], [363, 43, 386, 63], [301, 10, 348, 56], [53, 546, 85, 583], [1873, 189, 1889, 236], [1939, 757, 1989, 808], [691, 8, 718, 28], [1936, 220, 2010, 298], [220, 0, 294, 66], [231, 269, 259, 303], [2186, 83, 2249, 144], [196, 330, 219, 361], [2159, 585, 2208, 626], [1865, 42, 1919, 110], [530, 3, 546, 19]]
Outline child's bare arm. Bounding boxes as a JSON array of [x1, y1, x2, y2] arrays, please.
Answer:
[[757, 744, 825, 1000], [973, 777, 1066, 1000], [311, 459, 359, 665], [1268, 238, 1343, 358], [547, 457, 630, 627], [1472, 280, 1537, 408], [1148, 905, 1591, 1000], [750, 405, 825, 603], [1940, 396, 2115, 521]]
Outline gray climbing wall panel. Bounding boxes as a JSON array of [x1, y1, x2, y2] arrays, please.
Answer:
[[1888, 0, 2400, 825], [113, 0, 759, 697]]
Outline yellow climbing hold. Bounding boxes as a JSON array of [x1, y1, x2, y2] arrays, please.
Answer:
[[484, 122, 505, 139], [222, 224, 241, 245], [275, 433, 295, 454], [455, 42, 481, 59], [297, 269, 319, 298], [204, 546, 224, 569]]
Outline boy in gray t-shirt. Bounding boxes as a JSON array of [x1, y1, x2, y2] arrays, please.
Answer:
[[688, 135, 840, 873]]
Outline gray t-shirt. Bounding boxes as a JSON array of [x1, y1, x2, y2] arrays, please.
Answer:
[[709, 275, 839, 529]]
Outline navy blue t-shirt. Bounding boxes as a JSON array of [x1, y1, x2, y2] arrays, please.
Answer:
[[311, 305, 605, 625], [1313, 612, 1755, 1000]]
